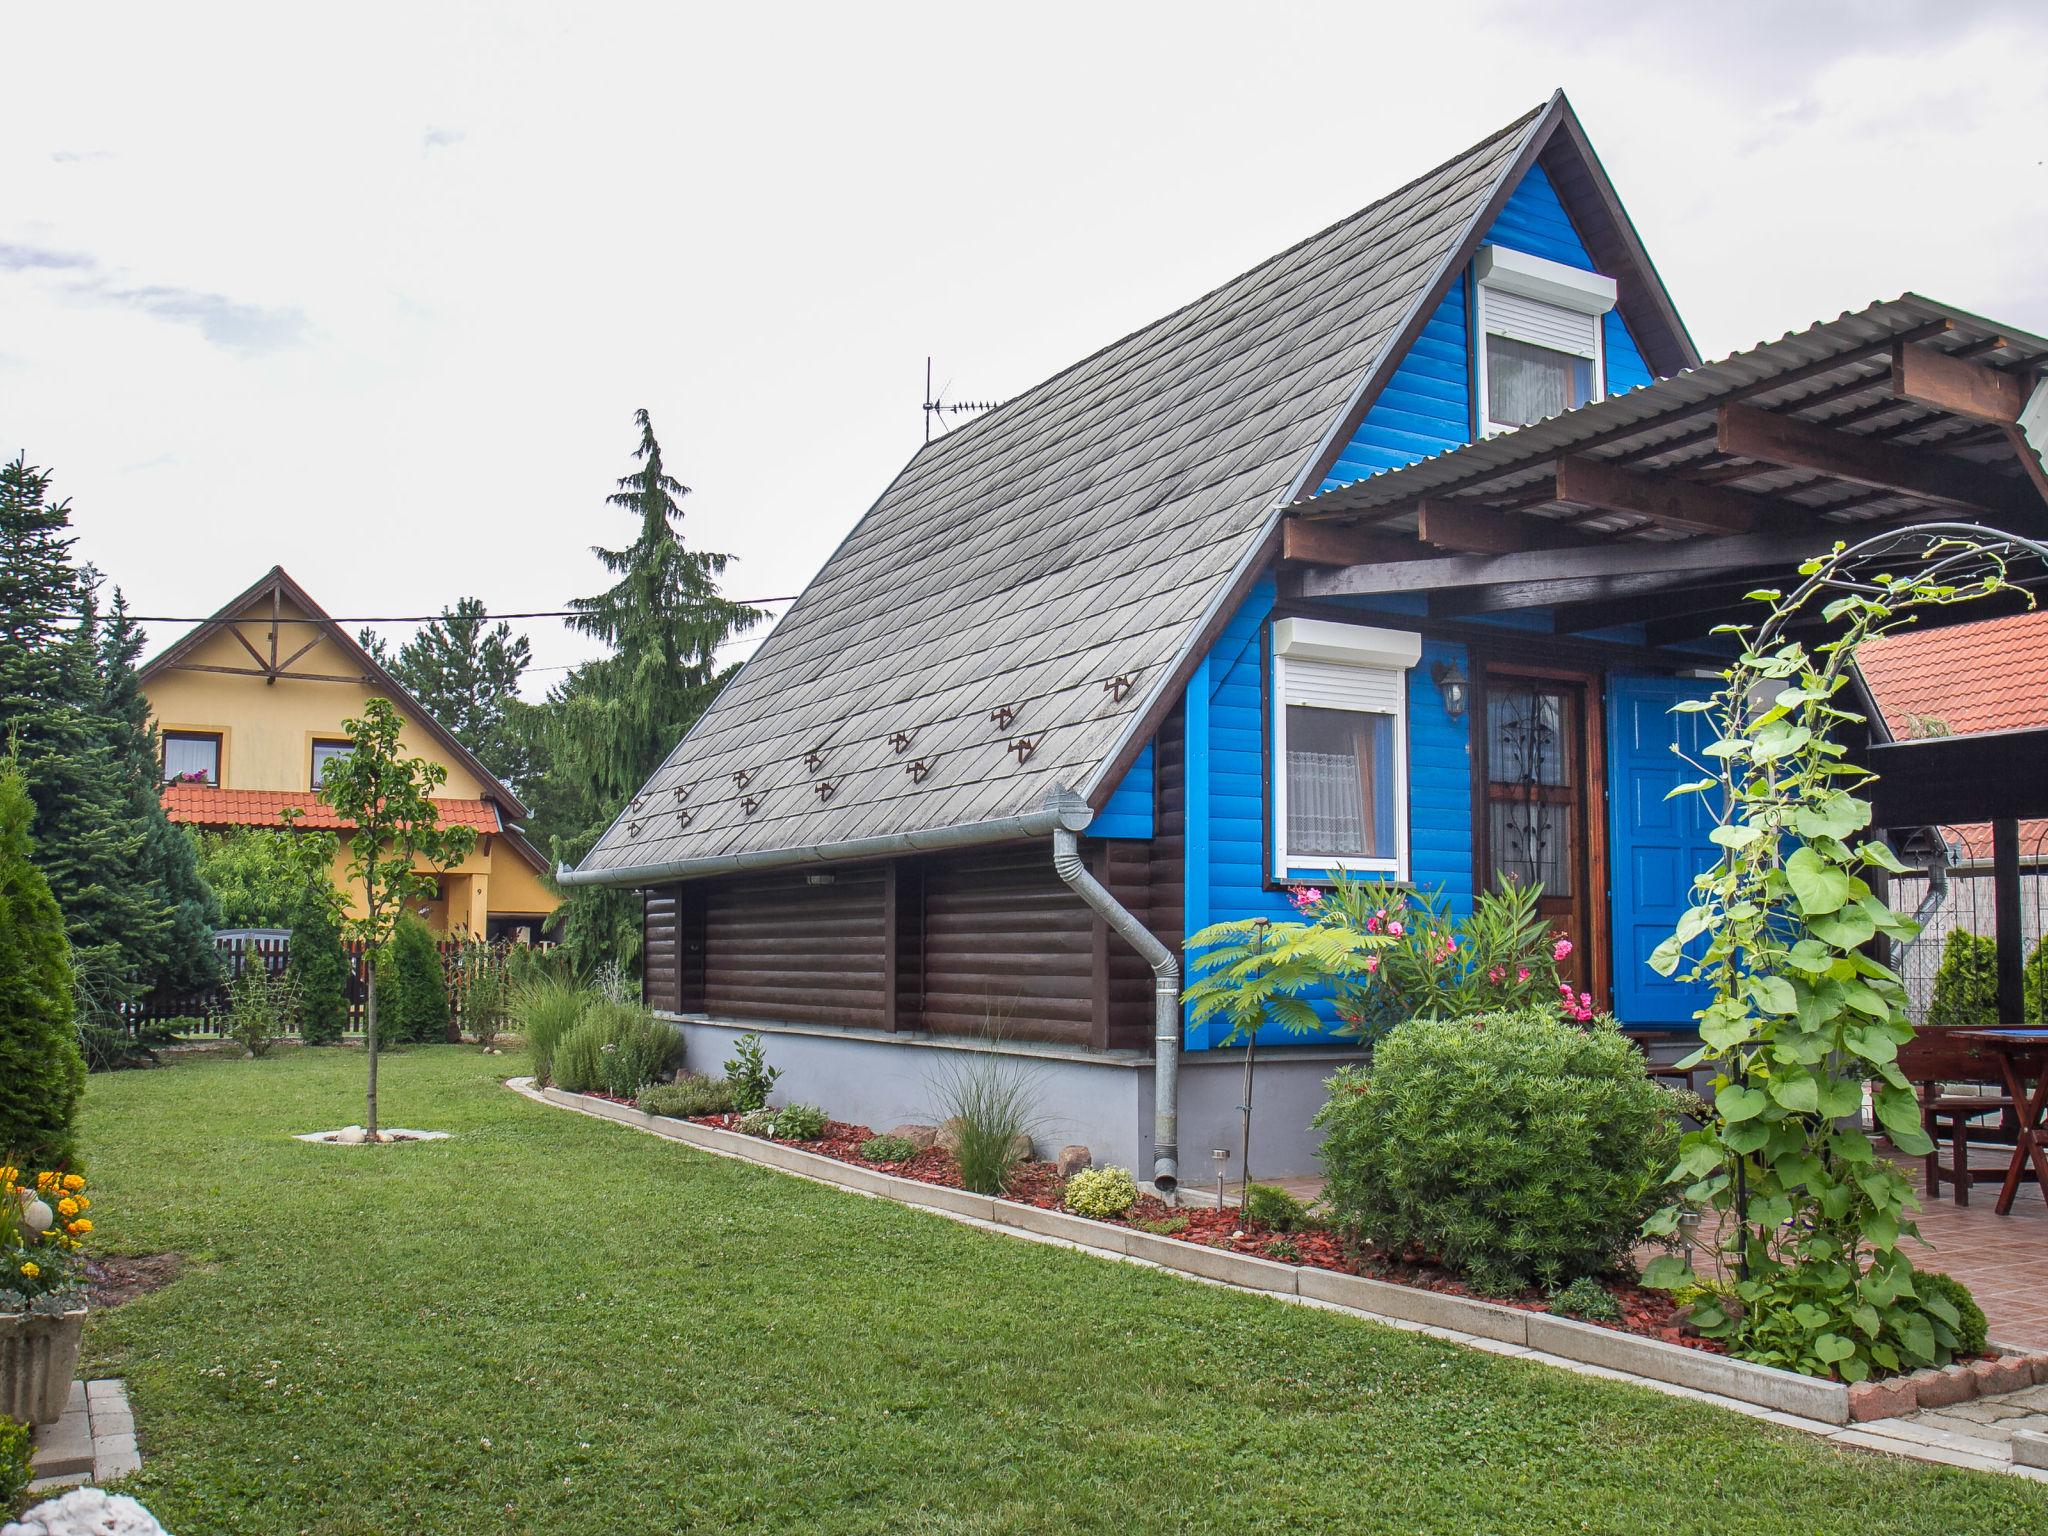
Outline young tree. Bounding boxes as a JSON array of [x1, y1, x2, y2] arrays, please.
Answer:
[[317, 699, 475, 1136], [358, 598, 537, 793], [544, 409, 764, 972], [0, 754, 86, 1168]]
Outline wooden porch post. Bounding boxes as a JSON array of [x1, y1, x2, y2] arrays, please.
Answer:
[[1993, 818, 2024, 1022]]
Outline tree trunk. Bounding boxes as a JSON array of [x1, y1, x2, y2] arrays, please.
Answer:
[[364, 960, 380, 1140], [1238, 1034, 1258, 1197]]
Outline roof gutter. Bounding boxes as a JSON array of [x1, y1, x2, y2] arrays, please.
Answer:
[[555, 787, 1098, 888]]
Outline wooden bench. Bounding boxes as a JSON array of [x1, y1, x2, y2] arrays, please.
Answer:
[[1896, 1029, 2017, 1206]]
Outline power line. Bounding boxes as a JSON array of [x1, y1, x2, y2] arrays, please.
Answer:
[[57, 597, 800, 625]]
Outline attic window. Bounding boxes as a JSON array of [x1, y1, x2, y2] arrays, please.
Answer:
[[1474, 246, 1617, 435], [1271, 619, 1420, 880]]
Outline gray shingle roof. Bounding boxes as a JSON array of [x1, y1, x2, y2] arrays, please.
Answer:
[[573, 101, 1550, 883]]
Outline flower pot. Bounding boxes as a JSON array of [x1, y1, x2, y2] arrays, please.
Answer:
[[0, 1307, 88, 1426]]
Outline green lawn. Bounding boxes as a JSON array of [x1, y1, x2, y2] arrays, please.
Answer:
[[76, 1047, 2047, 1535]]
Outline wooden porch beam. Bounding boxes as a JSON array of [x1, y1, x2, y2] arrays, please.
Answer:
[[1890, 342, 2030, 424], [1716, 402, 2038, 519], [1279, 517, 1426, 567], [1553, 455, 1812, 537], [1415, 498, 1594, 554]]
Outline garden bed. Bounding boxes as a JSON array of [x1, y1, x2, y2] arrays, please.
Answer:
[[561, 1088, 1710, 1348]]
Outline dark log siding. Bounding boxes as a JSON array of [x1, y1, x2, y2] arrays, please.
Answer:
[[642, 887, 682, 1014], [918, 844, 1096, 1043], [700, 867, 889, 1029], [637, 723, 1187, 1052]]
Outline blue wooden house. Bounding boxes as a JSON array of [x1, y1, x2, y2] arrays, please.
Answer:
[[565, 91, 2048, 1184]]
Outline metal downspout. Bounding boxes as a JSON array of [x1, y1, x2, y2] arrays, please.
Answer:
[[1052, 826, 1180, 1195]]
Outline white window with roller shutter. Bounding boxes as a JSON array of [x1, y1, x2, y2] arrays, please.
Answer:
[[1474, 244, 1618, 436], [1271, 618, 1421, 880]]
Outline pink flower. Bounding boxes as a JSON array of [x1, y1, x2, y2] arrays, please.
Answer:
[[1552, 936, 1573, 961], [1363, 955, 1380, 973], [1290, 886, 1324, 914], [1388, 921, 1405, 938], [1364, 915, 1381, 934], [1486, 966, 1505, 985], [1516, 967, 1530, 983]]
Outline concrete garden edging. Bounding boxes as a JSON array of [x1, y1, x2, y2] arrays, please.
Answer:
[[515, 1079, 1863, 1425]]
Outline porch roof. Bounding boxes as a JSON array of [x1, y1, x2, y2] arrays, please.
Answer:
[[1284, 297, 2048, 637]]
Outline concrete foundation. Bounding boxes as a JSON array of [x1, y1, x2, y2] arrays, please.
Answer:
[[657, 1013, 1358, 1181]]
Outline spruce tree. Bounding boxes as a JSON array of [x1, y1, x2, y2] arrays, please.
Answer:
[[0, 755, 87, 1169], [358, 598, 536, 793], [545, 410, 763, 973]]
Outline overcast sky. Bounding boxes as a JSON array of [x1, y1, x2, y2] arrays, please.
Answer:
[[4, 2, 2045, 693]]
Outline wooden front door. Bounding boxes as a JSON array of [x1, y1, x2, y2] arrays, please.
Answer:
[[1473, 665, 1605, 1001]]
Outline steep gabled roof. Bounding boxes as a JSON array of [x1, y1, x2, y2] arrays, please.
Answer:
[[139, 565, 532, 824], [574, 92, 1687, 885]]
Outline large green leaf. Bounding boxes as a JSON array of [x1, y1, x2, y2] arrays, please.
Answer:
[[1768, 1073, 1820, 1114], [1639, 1254, 1693, 1290], [1717, 1084, 1769, 1123], [1807, 906, 1876, 949], [1785, 848, 1850, 915]]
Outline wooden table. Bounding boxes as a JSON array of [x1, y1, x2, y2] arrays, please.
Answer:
[[1954, 1029, 2048, 1215]]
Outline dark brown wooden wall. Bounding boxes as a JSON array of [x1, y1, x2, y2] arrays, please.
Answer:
[[700, 867, 889, 1029], [637, 721, 1187, 1052]]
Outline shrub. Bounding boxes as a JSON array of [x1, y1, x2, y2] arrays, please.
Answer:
[[721, 1032, 781, 1113], [452, 939, 511, 1048], [1315, 1009, 1679, 1292], [288, 889, 349, 1045], [928, 1044, 1042, 1194], [638, 1074, 737, 1119], [1548, 1277, 1622, 1323], [1243, 1182, 1317, 1232], [384, 914, 450, 1044], [227, 940, 297, 1058], [2026, 931, 2048, 1024], [552, 1002, 681, 1097], [0, 1414, 29, 1512], [858, 1133, 920, 1162], [734, 1103, 827, 1140], [1926, 928, 1999, 1029], [1916, 1271, 1988, 1357], [0, 760, 85, 1169], [1131, 1214, 1187, 1236], [510, 975, 586, 1084], [1063, 1165, 1138, 1219]]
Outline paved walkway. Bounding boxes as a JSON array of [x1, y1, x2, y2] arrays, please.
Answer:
[[28, 1379, 141, 1494]]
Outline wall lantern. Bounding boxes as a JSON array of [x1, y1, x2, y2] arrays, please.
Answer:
[[1430, 660, 1469, 722]]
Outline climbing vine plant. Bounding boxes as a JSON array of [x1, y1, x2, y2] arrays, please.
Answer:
[[1640, 532, 2026, 1381]]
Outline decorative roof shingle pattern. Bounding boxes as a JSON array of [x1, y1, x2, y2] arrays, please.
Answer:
[[578, 104, 1550, 878], [161, 785, 503, 834]]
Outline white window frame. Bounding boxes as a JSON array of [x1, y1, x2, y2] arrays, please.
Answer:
[[1474, 245, 1617, 437], [1271, 618, 1420, 881]]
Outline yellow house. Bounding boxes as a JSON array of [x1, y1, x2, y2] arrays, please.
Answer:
[[141, 566, 559, 940]]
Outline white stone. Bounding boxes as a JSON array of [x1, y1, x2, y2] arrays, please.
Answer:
[[2, 1486, 170, 1536], [293, 1127, 451, 1144]]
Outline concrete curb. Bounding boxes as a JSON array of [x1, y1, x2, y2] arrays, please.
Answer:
[[516, 1080, 2048, 1477]]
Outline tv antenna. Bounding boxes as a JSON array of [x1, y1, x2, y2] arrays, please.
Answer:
[[923, 357, 1002, 443]]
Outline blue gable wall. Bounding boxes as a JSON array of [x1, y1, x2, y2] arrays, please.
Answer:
[[1181, 576, 1473, 1047], [1179, 159, 1667, 1047], [1317, 163, 1650, 495], [1090, 742, 1155, 839]]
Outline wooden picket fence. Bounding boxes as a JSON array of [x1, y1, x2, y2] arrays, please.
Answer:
[[127, 932, 549, 1040]]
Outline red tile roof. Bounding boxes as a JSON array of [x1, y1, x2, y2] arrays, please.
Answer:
[[1860, 609, 2048, 739], [161, 785, 503, 834]]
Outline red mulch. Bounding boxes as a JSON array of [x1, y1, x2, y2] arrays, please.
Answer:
[[628, 1103, 1721, 1354]]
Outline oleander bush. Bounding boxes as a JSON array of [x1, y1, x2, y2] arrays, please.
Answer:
[[1315, 1009, 1678, 1292], [1062, 1166, 1138, 1219], [637, 1074, 738, 1119]]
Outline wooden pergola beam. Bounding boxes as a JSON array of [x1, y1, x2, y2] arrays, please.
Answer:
[[1553, 455, 1811, 537], [1278, 518, 1426, 567], [1716, 403, 2036, 519], [1416, 498, 1595, 554], [1891, 342, 2030, 424]]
